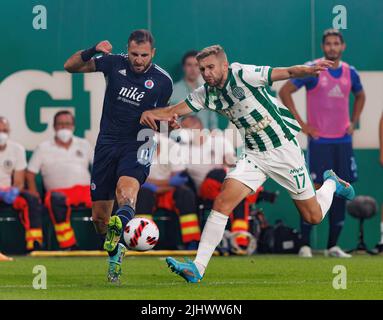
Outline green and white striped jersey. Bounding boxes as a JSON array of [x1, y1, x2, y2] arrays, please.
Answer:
[[185, 62, 301, 152]]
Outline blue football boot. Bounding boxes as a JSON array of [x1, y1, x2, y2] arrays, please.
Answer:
[[323, 169, 355, 200], [166, 257, 202, 283], [107, 243, 126, 284]]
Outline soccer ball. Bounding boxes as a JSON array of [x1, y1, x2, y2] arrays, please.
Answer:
[[123, 218, 159, 251]]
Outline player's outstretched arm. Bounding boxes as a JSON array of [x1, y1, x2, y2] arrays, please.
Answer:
[[270, 60, 334, 82], [140, 102, 193, 131], [64, 40, 112, 73]]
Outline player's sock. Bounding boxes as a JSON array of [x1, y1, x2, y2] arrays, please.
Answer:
[[316, 179, 336, 220], [300, 219, 312, 246], [379, 222, 383, 245], [108, 247, 118, 257], [116, 204, 135, 230], [327, 197, 346, 248], [194, 210, 228, 276]]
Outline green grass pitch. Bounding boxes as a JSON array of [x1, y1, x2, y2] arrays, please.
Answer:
[[1, 255, 382, 300]]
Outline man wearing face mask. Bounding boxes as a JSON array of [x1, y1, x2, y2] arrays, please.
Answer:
[[63, 29, 173, 282], [26, 111, 93, 250], [0, 116, 44, 252]]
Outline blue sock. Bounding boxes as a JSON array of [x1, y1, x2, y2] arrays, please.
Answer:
[[116, 204, 135, 231], [327, 197, 346, 249], [300, 219, 313, 246]]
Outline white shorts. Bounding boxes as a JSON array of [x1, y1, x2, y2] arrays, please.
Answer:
[[226, 138, 316, 200]]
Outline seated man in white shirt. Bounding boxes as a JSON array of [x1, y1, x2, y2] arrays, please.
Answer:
[[135, 133, 201, 249], [26, 111, 93, 250], [0, 116, 44, 251]]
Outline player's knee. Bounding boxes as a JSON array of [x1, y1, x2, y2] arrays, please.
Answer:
[[212, 195, 233, 216], [115, 184, 136, 207], [302, 211, 322, 225]]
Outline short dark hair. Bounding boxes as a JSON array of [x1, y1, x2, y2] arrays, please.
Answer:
[[53, 110, 75, 126], [128, 29, 155, 47], [182, 50, 199, 66], [322, 28, 344, 44]]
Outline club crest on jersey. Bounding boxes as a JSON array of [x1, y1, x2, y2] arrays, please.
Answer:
[[144, 79, 154, 89], [232, 86, 245, 99]]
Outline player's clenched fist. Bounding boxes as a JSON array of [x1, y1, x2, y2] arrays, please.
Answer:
[[96, 40, 113, 54]]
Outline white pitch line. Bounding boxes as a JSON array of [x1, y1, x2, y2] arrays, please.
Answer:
[[0, 284, 77, 289], [1, 279, 382, 289]]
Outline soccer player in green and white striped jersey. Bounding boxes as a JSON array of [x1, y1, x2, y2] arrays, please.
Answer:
[[140, 45, 355, 283]]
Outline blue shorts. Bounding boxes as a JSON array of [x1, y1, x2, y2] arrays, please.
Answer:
[[90, 143, 150, 201], [307, 135, 358, 184]]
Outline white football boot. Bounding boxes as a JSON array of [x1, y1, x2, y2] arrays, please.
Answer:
[[298, 245, 313, 258], [325, 246, 352, 258]]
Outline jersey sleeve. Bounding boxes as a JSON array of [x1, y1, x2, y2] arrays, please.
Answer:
[[185, 85, 206, 112], [27, 146, 43, 174], [94, 54, 117, 75], [241, 65, 273, 87], [15, 145, 27, 171], [156, 77, 174, 108], [350, 66, 363, 94], [290, 78, 306, 89]]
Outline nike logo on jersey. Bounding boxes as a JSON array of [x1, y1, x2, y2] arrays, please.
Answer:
[[118, 86, 146, 102]]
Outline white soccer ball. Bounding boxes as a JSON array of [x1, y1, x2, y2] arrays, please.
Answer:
[[123, 218, 159, 251]]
